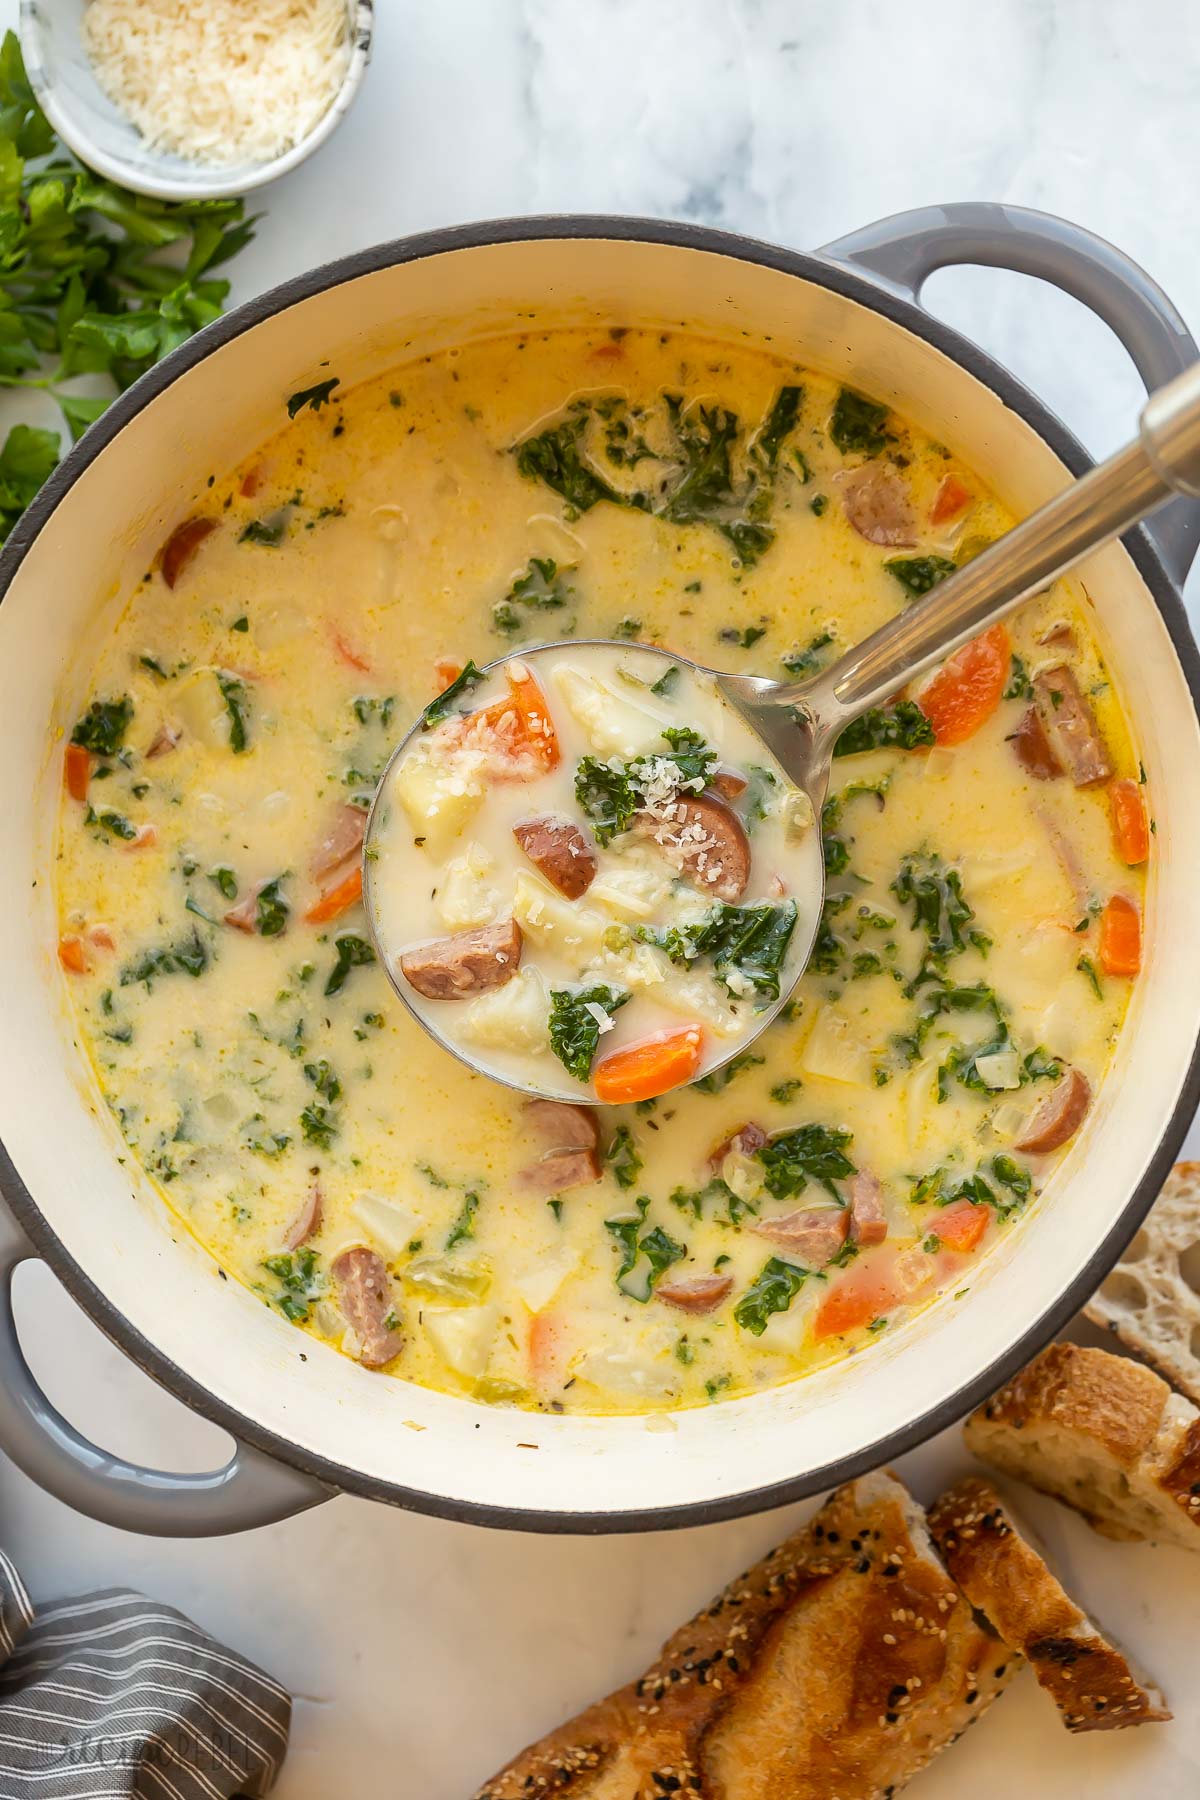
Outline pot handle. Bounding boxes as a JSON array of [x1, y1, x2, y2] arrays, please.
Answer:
[[0, 1198, 333, 1535], [820, 202, 1200, 586]]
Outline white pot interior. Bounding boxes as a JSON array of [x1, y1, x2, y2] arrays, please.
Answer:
[[1, 234, 1198, 1521]]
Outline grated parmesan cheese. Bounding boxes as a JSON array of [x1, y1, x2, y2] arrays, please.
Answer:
[[83, 0, 352, 168]]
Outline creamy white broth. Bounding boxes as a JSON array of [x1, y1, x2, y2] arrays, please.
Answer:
[[369, 645, 822, 1099], [52, 326, 1145, 1413]]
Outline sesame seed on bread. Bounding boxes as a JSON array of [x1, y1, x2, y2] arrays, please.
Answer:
[[1086, 1160, 1200, 1402], [473, 1468, 1017, 1800], [929, 1475, 1170, 1731], [964, 1340, 1200, 1550]]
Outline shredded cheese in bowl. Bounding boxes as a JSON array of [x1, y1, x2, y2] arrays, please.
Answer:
[[82, 0, 352, 169]]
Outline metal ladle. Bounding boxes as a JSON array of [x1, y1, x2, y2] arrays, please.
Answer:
[[364, 363, 1200, 1102]]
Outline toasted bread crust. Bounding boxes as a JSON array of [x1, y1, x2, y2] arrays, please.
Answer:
[[929, 1476, 1170, 1731], [1086, 1161, 1200, 1403], [971, 1342, 1168, 1469], [474, 1471, 1016, 1800]]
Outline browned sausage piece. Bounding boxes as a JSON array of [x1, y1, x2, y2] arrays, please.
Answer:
[[750, 1207, 849, 1264], [332, 1247, 403, 1368], [1033, 665, 1113, 787], [656, 1273, 733, 1314], [838, 462, 917, 548], [513, 814, 597, 899], [637, 794, 751, 902], [282, 1182, 323, 1251], [1015, 1066, 1092, 1155], [146, 722, 182, 759], [1010, 706, 1062, 781], [848, 1170, 889, 1247], [709, 765, 748, 800], [160, 516, 217, 589], [399, 918, 522, 1000], [708, 1120, 768, 1176], [224, 880, 268, 934], [311, 801, 367, 879], [519, 1100, 602, 1193]]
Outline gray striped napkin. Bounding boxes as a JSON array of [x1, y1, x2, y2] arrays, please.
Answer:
[[0, 1548, 290, 1798]]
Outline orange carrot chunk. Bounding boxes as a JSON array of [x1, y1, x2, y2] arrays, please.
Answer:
[[918, 623, 1010, 747], [1098, 893, 1141, 977], [64, 742, 92, 802], [593, 1024, 704, 1104], [932, 1198, 990, 1255], [58, 934, 88, 974], [500, 663, 561, 772], [1109, 777, 1150, 867], [930, 473, 971, 525], [813, 1257, 899, 1341], [305, 864, 363, 924]]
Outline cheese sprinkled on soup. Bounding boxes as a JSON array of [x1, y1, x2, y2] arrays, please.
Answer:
[[54, 329, 1146, 1413]]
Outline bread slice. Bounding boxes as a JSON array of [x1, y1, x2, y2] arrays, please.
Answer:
[[473, 1469, 1017, 1800], [929, 1474, 1170, 1730], [1086, 1160, 1200, 1402], [965, 1340, 1200, 1550]]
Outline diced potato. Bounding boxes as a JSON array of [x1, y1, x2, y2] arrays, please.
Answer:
[[436, 842, 500, 930], [973, 1048, 1021, 1090], [553, 665, 669, 759], [393, 745, 483, 854], [655, 970, 744, 1036], [589, 853, 672, 920], [172, 667, 237, 750], [801, 1005, 873, 1085], [404, 1257, 492, 1305], [590, 937, 671, 993], [353, 1193, 424, 1256], [512, 1245, 580, 1313], [512, 871, 607, 961], [424, 1303, 499, 1380], [781, 787, 815, 842], [460, 966, 551, 1054]]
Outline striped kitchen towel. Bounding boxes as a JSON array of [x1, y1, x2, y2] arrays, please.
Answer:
[[0, 1548, 290, 1798]]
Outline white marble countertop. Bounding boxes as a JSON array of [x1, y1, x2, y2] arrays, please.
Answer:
[[4, 1, 1200, 1794]]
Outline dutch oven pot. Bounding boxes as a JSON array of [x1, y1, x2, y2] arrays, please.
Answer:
[[1, 205, 1198, 1537]]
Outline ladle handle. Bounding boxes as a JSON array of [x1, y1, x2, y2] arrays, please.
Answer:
[[785, 361, 1200, 738]]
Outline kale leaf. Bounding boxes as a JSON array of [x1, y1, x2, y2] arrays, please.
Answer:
[[574, 757, 639, 847], [262, 1248, 323, 1322], [603, 1196, 686, 1301], [421, 660, 484, 729], [604, 1125, 642, 1190], [71, 695, 133, 757], [516, 415, 624, 512], [492, 556, 573, 635], [684, 900, 799, 1002], [287, 378, 340, 418], [830, 388, 891, 456], [734, 1257, 814, 1335], [756, 1123, 855, 1200], [216, 672, 249, 753], [548, 984, 630, 1082], [325, 933, 375, 996], [120, 927, 210, 989], [255, 877, 289, 937], [833, 700, 935, 757], [885, 555, 956, 598], [446, 1190, 480, 1249]]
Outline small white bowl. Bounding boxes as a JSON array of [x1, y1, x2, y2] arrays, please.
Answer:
[[19, 0, 373, 201]]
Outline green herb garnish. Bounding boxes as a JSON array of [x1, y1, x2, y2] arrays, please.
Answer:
[[548, 984, 630, 1082]]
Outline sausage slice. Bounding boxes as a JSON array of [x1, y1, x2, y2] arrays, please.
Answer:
[[282, 1182, 323, 1251], [709, 766, 748, 800], [637, 793, 751, 902], [311, 802, 367, 879], [1015, 1066, 1092, 1155], [400, 918, 522, 1000], [1010, 706, 1062, 781], [519, 1099, 601, 1192], [838, 462, 917, 548], [513, 815, 597, 899], [656, 1273, 733, 1314], [708, 1121, 768, 1176], [160, 516, 217, 588], [1033, 666, 1113, 787], [146, 722, 182, 759], [750, 1207, 849, 1263], [332, 1247, 403, 1368], [848, 1170, 889, 1247]]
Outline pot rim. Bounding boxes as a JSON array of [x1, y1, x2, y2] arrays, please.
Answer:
[[3, 212, 1199, 1535]]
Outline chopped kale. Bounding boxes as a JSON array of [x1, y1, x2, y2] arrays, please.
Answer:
[[605, 1124, 642, 1190], [515, 414, 624, 513], [325, 933, 375, 996], [303, 1059, 342, 1103], [210, 866, 237, 900], [892, 854, 989, 974], [216, 672, 249, 752], [255, 877, 289, 937], [574, 757, 639, 847], [287, 377, 340, 418], [120, 927, 210, 989], [690, 1051, 765, 1095], [885, 555, 956, 598], [782, 632, 834, 677], [71, 695, 133, 757], [353, 694, 396, 729], [719, 624, 768, 650], [493, 556, 573, 634], [604, 1196, 685, 1301], [770, 1077, 803, 1104], [650, 665, 679, 697], [830, 388, 891, 456], [734, 1257, 814, 1335], [446, 1190, 480, 1249], [421, 660, 484, 729], [262, 1248, 323, 1322], [659, 395, 773, 566], [833, 700, 934, 757], [1004, 654, 1033, 701], [669, 1177, 757, 1227], [685, 900, 799, 1002], [548, 984, 630, 1082], [299, 1103, 336, 1150], [239, 515, 287, 548], [89, 807, 137, 841], [657, 726, 718, 789], [756, 1122, 854, 1200], [1077, 954, 1103, 999], [752, 384, 803, 469]]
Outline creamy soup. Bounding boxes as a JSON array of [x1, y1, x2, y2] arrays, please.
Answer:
[[371, 645, 822, 1101], [53, 327, 1147, 1413]]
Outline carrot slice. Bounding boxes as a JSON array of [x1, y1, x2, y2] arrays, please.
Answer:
[[932, 1199, 989, 1255], [593, 1024, 704, 1104], [1109, 777, 1150, 866], [58, 934, 88, 974], [434, 659, 464, 689], [919, 622, 1010, 747], [1098, 893, 1141, 977], [931, 473, 971, 525], [64, 742, 92, 802], [813, 1256, 899, 1341], [305, 864, 363, 924], [331, 627, 371, 673], [500, 662, 561, 772]]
